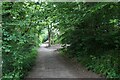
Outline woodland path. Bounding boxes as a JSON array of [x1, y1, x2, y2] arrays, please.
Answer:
[[26, 43, 102, 79]]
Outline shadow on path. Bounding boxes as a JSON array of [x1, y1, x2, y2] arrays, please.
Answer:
[[26, 43, 102, 78]]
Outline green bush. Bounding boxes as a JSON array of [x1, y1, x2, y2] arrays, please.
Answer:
[[3, 48, 37, 79], [2, 2, 40, 80], [58, 3, 120, 78]]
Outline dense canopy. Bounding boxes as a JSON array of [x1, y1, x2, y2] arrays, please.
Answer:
[[2, 2, 120, 79]]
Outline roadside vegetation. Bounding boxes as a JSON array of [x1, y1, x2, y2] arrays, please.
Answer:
[[2, 2, 120, 79]]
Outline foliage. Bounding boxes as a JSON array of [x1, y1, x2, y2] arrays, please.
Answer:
[[55, 2, 120, 78], [2, 2, 120, 79], [2, 2, 43, 79]]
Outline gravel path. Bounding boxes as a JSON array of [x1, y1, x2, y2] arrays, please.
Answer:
[[25, 43, 102, 78]]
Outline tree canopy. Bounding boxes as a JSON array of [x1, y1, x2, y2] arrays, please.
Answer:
[[2, 2, 120, 79]]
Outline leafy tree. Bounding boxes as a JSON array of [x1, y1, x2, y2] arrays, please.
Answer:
[[2, 2, 44, 79], [2, 2, 120, 79]]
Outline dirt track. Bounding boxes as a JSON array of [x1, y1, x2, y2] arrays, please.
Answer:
[[26, 44, 101, 78]]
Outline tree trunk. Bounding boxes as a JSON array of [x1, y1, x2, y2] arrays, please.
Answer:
[[48, 25, 51, 47]]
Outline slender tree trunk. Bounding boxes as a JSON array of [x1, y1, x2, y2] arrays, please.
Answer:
[[48, 25, 51, 47]]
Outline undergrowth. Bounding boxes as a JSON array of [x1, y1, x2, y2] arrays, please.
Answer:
[[60, 48, 120, 78]]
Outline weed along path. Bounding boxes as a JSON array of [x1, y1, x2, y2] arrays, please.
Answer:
[[26, 43, 101, 78]]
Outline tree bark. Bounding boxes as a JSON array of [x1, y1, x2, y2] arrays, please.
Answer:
[[48, 25, 51, 47]]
